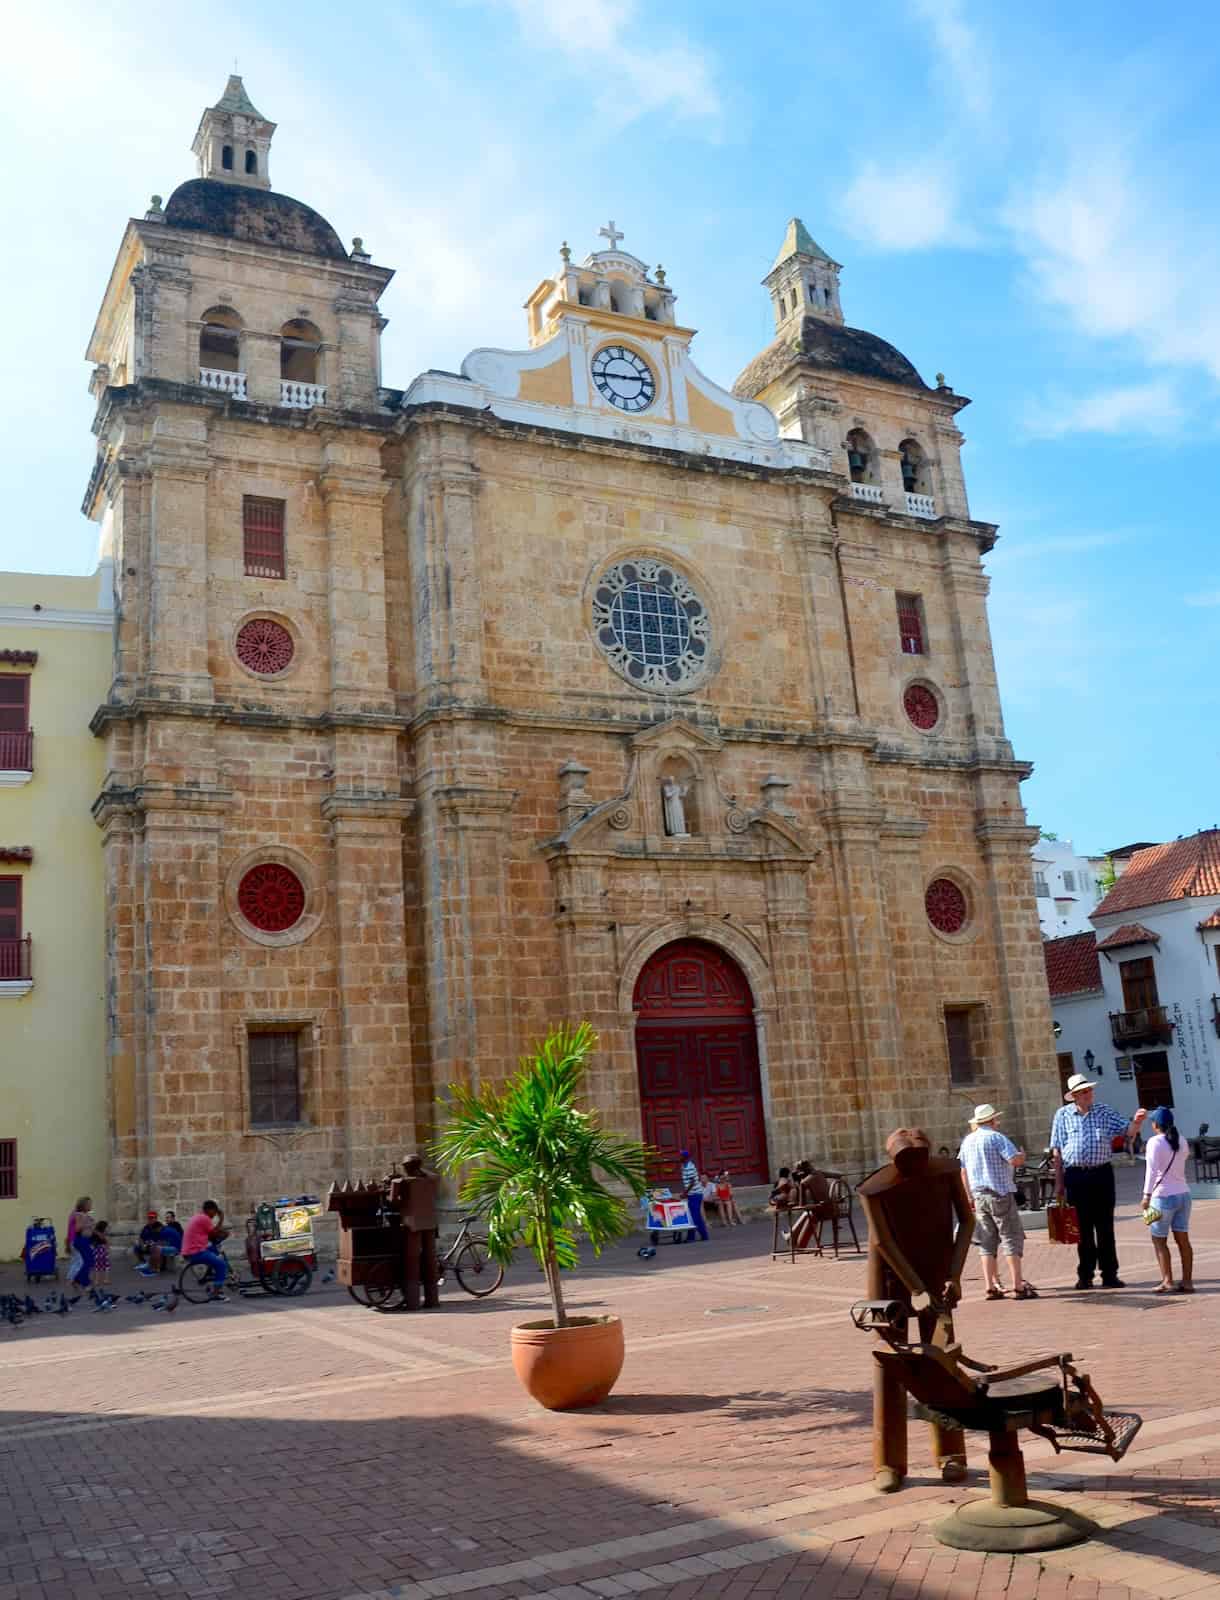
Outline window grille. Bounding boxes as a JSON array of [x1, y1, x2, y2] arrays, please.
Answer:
[[897, 593, 925, 655], [248, 1030, 302, 1125], [0, 1140, 15, 1200], [243, 497, 286, 579]]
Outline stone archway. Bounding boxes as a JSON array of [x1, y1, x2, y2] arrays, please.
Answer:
[[633, 939, 770, 1185]]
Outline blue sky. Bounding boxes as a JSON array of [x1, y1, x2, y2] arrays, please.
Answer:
[[2, 0, 1218, 854]]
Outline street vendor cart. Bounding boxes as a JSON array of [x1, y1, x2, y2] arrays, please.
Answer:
[[243, 1198, 320, 1296]]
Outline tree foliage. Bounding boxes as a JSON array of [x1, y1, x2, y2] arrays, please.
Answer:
[[432, 1022, 651, 1327]]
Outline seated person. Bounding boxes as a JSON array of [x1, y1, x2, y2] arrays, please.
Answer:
[[181, 1201, 231, 1302], [700, 1172, 724, 1225], [135, 1211, 162, 1262], [768, 1166, 797, 1210], [791, 1166, 835, 1251], [717, 1171, 743, 1226]]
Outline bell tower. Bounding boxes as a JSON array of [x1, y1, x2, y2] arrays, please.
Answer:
[[764, 218, 842, 335], [191, 74, 275, 190]]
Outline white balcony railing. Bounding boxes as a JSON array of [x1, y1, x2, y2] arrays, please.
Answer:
[[905, 492, 937, 519], [199, 367, 248, 398], [850, 481, 884, 504], [280, 380, 327, 409]]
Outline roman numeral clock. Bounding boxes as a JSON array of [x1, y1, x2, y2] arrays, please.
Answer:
[[591, 345, 656, 413]]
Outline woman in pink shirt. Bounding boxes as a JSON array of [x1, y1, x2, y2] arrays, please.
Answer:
[[1142, 1107, 1193, 1294]]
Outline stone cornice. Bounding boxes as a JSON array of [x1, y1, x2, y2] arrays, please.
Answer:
[[320, 792, 414, 823], [92, 781, 236, 828], [91, 698, 402, 737], [975, 818, 1040, 849]]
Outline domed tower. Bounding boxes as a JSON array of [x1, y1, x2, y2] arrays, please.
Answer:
[[83, 82, 412, 1225]]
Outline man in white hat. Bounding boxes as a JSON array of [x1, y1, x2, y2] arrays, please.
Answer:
[[957, 1105, 1034, 1299], [1050, 1073, 1146, 1289]]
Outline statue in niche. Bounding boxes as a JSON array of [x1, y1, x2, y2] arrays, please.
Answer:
[[661, 777, 691, 838]]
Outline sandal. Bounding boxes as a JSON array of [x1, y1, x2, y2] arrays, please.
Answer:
[[1013, 1284, 1039, 1299], [1154, 1283, 1175, 1294], [1176, 1283, 1196, 1294], [985, 1287, 1005, 1300]]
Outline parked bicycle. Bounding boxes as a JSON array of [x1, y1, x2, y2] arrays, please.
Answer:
[[345, 1210, 503, 1308]]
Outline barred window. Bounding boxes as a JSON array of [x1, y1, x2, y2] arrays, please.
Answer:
[[248, 1030, 302, 1125], [243, 497, 286, 579], [897, 593, 925, 655], [0, 1140, 15, 1200]]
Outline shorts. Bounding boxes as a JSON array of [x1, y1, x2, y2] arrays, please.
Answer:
[[972, 1191, 1025, 1258], [1149, 1192, 1192, 1237]]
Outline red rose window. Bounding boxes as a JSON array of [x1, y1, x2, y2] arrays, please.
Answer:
[[903, 684, 939, 730], [236, 618, 294, 675], [926, 878, 968, 935], [238, 864, 306, 933]]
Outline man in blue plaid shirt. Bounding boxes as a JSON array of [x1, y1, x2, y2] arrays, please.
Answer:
[[1051, 1072, 1146, 1289]]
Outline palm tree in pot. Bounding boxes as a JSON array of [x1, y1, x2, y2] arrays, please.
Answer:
[[433, 1021, 650, 1408]]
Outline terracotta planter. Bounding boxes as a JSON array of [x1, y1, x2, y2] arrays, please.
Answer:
[[510, 1314, 625, 1410]]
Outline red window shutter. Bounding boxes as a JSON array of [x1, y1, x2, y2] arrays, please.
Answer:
[[0, 1140, 15, 1200], [0, 676, 29, 733], [243, 497, 286, 579], [896, 594, 925, 655], [0, 877, 20, 941]]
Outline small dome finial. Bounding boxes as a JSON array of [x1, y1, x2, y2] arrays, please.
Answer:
[[146, 195, 164, 220], [654, 263, 666, 286], [559, 240, 571, 263], [935, 372, 948, 389]]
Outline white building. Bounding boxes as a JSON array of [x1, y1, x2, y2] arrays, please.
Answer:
[[1031, 837, 1106, 938], [1044, 829, 1220, 1135]]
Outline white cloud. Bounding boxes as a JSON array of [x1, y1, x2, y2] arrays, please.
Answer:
[[910, 0, 992, 123], [496, 0, 721, 125], [837, 161, 968, 251], [1021, 379, 1183, 440]]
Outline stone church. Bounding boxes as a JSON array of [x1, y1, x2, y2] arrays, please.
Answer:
[[84, 78, 1055, 1221]]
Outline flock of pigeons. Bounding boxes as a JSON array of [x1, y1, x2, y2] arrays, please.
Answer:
[[0, 1270, 336, 1327]]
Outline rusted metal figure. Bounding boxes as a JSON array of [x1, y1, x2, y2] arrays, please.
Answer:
[[856, 1128, 972, 1492], [327, 1153, 441, 1313]]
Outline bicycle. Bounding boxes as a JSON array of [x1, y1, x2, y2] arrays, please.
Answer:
[[345, 1211, 503, 1309], [177, 1246, 235, 1304], [438, 1212, 504, 1298]]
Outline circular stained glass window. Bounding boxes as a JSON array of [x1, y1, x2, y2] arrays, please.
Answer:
[[591, 559, 710, 692], [926, 878, 968, 935], [237, 864, 306, 933], [904, 684, 940, 730], [236, 618, 294, 675]]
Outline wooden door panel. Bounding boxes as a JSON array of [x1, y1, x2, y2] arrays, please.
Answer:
[[636, 1030, 688, 1098]]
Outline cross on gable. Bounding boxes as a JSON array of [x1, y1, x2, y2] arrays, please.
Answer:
[[598, 220, 624, 250]]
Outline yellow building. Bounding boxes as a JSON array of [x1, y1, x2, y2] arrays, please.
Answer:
[[0, 568, 112, 1257]]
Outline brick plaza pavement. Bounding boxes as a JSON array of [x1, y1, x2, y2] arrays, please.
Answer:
[[2, 1169, 1220, 1600]]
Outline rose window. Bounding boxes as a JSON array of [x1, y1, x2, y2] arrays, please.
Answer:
[[236, 618, 294, 675], [926, 878, 968, 935], [237, 864, 306, 933], [903, 684, 940, 730], [591, 559, 709, 691]]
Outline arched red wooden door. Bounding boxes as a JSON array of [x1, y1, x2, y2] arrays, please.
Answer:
[[633, 940, 769, 1185]]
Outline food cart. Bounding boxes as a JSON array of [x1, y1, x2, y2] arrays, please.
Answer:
[[242, 1198, 321, 1296]]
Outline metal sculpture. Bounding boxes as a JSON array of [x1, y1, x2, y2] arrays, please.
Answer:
[[328, 1153, 441, 1313]]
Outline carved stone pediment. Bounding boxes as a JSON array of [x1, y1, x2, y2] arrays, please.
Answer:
[[541, 718, 819, 866]]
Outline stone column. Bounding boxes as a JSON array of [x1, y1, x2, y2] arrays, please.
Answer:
[[403, 425, 487, 707], [788, 513, 860, 722], [136, 784, 233, 1212], [94, 794, 142, 1224], [318, 434, 393, 722], [322, 794, 416, 1176], [144, 421, 214, 704], [939, 540, 1008, 759], [416, 780, 517, 1096], [817, 764, 896, 1170], [975, 815, 1056, 1152], [759, 854, 817, 1164]]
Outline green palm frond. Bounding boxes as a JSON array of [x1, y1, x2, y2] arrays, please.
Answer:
[[431, 1022, 651, 1326]]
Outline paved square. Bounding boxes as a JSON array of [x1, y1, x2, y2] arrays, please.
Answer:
[[2, 1171, 1219, 1600]]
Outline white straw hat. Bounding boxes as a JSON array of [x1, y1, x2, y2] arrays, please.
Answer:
[[971, 1103, 1001, 1125], [1063, 1072, 1097, 1099]]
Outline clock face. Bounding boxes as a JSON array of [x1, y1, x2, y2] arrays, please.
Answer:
[[591, 345, 656, 412]]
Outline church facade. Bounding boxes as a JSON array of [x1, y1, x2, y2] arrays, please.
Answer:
[[84, 80, 1055, 1223]]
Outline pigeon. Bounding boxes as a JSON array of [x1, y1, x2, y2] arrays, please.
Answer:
[[23, 1297, 40, 1315], [321, 1269, 335, 1283], [164, 1292, 180, 1315], [125, 1293, 147, 1305]]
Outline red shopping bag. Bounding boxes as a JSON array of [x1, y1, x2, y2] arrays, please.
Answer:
[[1046, 1200, 1081, 1245]]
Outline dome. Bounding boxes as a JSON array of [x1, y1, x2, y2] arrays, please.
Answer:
[[734, 315, 928, 399], [162, 179, 347, 261]]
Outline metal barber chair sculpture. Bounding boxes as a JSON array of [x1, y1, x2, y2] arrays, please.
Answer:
[[850, 1299, 1141, 1551]]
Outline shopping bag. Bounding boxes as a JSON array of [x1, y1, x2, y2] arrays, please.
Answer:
[[1046, 1200, 1080, 1245]]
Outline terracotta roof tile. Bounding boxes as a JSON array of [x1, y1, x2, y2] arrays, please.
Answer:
[[1092, 830, 1220, 918], [1044, 932, 1103, 999], [1199, 908, 1220, 930], [1096, 922, 1160, 952]]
